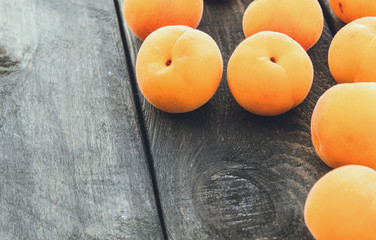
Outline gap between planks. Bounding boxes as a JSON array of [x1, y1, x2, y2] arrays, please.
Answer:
[[112, 0, 169, 239]]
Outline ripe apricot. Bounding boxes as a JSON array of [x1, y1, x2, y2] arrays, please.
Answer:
[[136, 26, 223, 113], [227, 31, 313, 116], [329, 0, 376, 23], [242, 0, 324, 50], [304, 165, 376, 240], [328, 17, 376, 84], [123, 0, 203, 40], [311, 83, 376, 169]]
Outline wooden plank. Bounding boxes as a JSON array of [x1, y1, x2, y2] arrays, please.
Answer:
[[0, 1, 162, 239], [319, 0, 346, 34], [119, 0, 336, 238]]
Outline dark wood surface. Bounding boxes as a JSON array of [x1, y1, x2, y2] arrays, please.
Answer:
[[119, 0, 337, 239], [0, 1, 162, 239], [1, 0, 344, 239]]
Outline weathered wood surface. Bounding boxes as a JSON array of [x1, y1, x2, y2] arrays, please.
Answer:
[[319, 0, 346, 34], [119, 0, 336, 239], [0, 1, 162, 239]]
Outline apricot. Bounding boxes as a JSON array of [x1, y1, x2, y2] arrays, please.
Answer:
[[227, 31, 313, 116], [329, 0, 376, 23], [136, 26, 223, 113], [328, 17, 376, 84], [311, 83, 376, 169], [242, 0, 324, 50], [123, 0, 203, 41], [304, 165, 376, 240]]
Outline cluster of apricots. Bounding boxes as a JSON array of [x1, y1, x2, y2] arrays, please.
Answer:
[[306, 2, 376, 240], [124, 0, 324, 115], [123, 0, 376, 239]]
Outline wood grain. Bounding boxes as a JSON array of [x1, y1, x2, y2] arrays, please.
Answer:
[[0, 1, 162, 239], [318, 0, 346, 34], [119, 0, 337, 239]]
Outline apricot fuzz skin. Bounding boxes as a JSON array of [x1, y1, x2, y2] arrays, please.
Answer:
[[242, 0, 324, 50], [123, 0, 203, 41], [305, 165, 376, 240], [311, 83, 376, 169], [136, 26, 223, 113], [329, 17, 376, 84], [227, 31, 313, 116], [329, 0, 376, 23]]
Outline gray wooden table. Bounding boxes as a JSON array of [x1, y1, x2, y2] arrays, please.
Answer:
[[0, 0, 344, 239]]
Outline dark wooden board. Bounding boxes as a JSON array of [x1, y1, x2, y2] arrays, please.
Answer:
[[119, 0, 337, 239], [120, 0, 337, 239], [318, 0, 346, 34], [0, 1, 162, 239]]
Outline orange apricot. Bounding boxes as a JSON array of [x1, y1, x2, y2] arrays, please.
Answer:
[[328, 17, 376, 84], [227, 31, 313, 116], [311, 83, 376, 169], [123, 0, 203, 41], [136, 26, 223, 113], [304, 165, 376, 240], [242, 0, 324, 50], [329, 0, 376, 23]]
